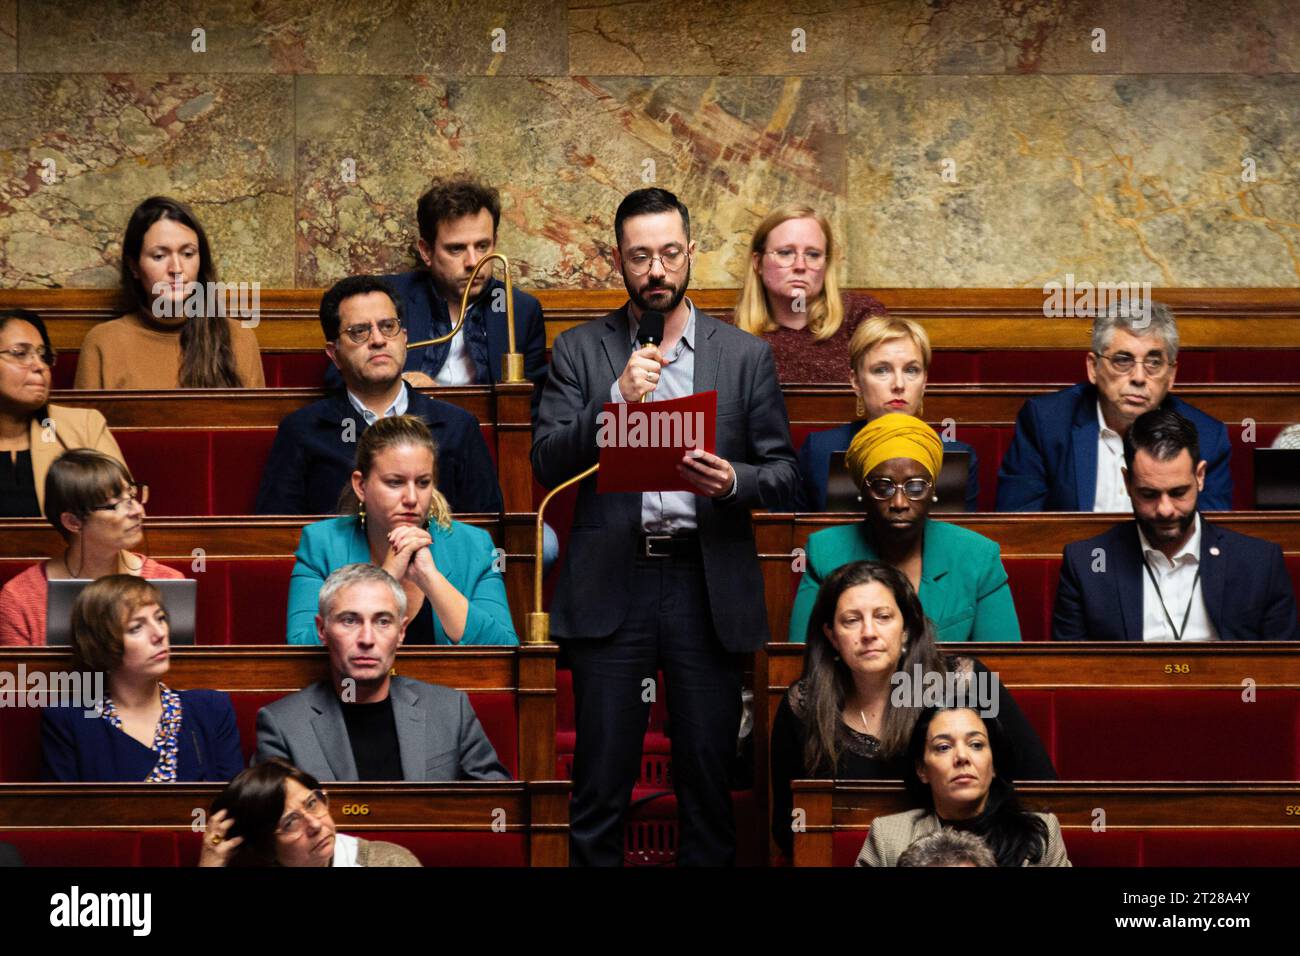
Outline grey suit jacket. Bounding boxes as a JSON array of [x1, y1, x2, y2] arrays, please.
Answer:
[[254, 676, 510, 782], [855, 808, 1071, 867], [531, 304, 799, 652]]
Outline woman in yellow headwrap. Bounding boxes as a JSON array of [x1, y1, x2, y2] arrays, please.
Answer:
[[787, 413, 1021, 643]]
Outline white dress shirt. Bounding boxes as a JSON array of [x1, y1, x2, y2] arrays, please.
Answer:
[[1137, 513, 1218, 642], [434, 322, 478, 386], [331, 832, 361, 867], [1093, 401, 1132, 513], [346, 382, 409, 427]]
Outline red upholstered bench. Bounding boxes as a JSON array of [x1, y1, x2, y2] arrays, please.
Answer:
[[0, 829, 172, 866], [51, 352, 335, 390], [1003, 558, 1058, 643], [1051, 689, 1300, 780], [0, 706, 43, 784], [1140, 829, 1300, 866]]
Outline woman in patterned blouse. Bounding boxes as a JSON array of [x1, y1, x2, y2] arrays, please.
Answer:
[[41, 575, 243, 782]]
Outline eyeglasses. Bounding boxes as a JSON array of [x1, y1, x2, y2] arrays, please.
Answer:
[[89, 484, 149, 515], [623, 249, 688, 276], [276, 789, 330, 838], [765, 248, 826, 269], [0, 345, 56, 368], [1094, 351, 1174, 375], [865, 477, 933, 501], [339, 318, 404, 344]]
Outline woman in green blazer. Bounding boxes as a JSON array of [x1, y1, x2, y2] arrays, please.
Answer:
[[789, 414, 1020, 643], [286, 415, 516, 646]]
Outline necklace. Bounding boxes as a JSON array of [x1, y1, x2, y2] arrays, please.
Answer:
[[64, 548, 125, 580]]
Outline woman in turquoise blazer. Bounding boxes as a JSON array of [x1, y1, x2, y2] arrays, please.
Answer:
[[789, 413, 1020, 643], [286, 415, 517, 646]]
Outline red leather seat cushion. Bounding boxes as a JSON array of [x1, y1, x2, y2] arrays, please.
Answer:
[[1060, 828, 1142, 866], [3, 829, 146, 866], [1141, 829, 1300, 866], [833, 828, 868, 867], [1004, 558, 1057, 642], [1052, 688, 1300, 780], [0, 705, 44, 782]]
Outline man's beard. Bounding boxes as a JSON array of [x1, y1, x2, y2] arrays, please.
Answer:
[[625, 263, 690, 315], [1136, 507, 1197, 547]]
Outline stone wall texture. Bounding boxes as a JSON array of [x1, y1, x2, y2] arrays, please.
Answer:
[[2, 1, 1297, 288]]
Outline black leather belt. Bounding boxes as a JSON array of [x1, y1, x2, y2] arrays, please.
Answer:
[[637, 533, 700, 559]]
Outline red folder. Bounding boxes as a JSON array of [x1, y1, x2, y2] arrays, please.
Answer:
[[596, 390, 718, 493]]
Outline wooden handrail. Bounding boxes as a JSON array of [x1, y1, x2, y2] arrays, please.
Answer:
[[7, 287, 1300, 350], [0, 781, 572, 866]]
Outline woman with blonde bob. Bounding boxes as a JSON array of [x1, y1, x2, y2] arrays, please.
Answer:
[[795, 314, 980, 511], [734, 204, 888, 382], [285, 414, 516, 645]]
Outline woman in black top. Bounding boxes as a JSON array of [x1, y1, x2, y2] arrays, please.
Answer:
[[770, 560, 1055, 858]]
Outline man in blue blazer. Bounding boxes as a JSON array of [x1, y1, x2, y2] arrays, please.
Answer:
[[324, 177, 548, 418], [997, 302, 1232, 512], [256, 275, 502, 516], [1053, 408, 1297, 641], [256, 564, 511, 780]]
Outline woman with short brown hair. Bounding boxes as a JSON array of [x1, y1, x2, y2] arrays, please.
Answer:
[[41, 575, 242, 782], [0, 449, 182, 645]]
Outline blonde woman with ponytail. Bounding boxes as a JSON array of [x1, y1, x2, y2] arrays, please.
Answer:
[[734, 204, 887, 382], [285, 415, 516, 646]]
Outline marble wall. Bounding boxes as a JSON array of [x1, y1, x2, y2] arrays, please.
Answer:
[[1, 0, 1297, 289]]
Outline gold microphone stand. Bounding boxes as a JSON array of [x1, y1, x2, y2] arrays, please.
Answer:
[[526, 366, 656, 643], [527, 463, 598, 644], [407, 251, 527, 383]]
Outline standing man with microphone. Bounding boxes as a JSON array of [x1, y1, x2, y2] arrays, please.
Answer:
[[532, 188, 799, 865]]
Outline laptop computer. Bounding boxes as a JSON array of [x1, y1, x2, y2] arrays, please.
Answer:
[[1254, 448, 1300, 510], [825, 450, 971, 514], [45, 578, 198, 647]]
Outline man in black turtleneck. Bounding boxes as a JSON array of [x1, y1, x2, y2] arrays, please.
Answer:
[[255, 563, 509, 781]]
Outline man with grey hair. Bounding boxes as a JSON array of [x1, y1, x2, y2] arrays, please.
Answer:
[[255, 563, 509, 781], [997, 301, 1232, 511], [896, 828, 998, 867]]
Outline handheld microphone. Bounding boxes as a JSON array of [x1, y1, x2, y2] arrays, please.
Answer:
[[636, 311, 665, 403], [636, 311, 665, 347]]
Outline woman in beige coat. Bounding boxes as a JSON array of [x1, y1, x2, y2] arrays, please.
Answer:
[[0, 309, 124, 518], [857, 706, 1070, 868]]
